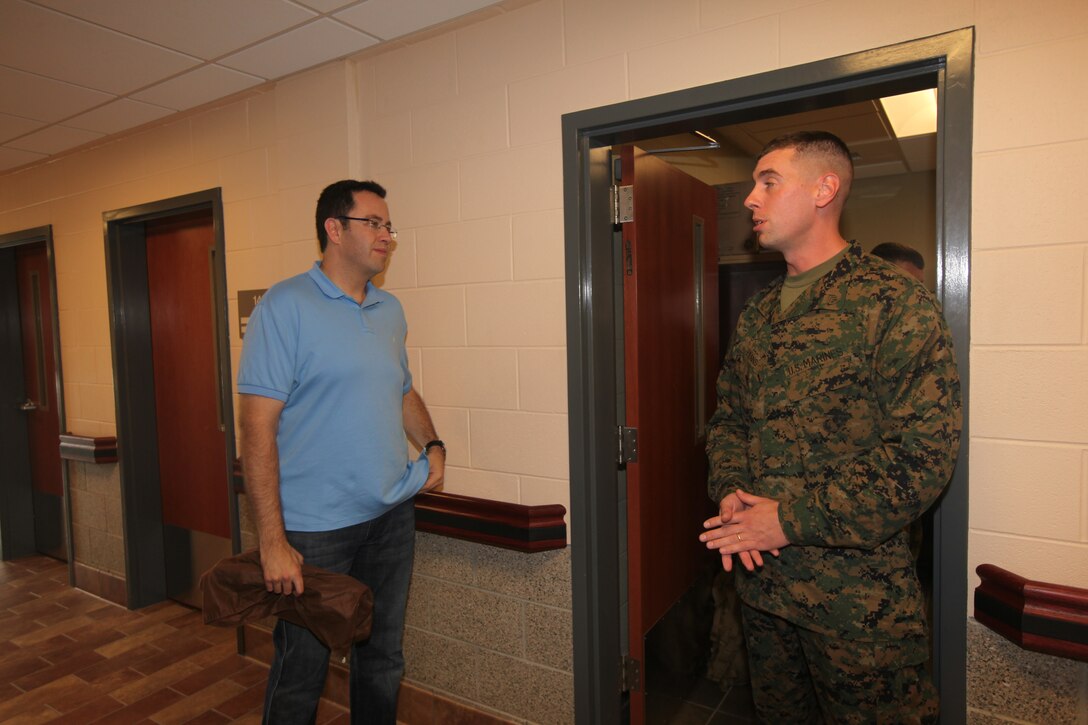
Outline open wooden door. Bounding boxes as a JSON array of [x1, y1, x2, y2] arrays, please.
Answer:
[[618, 146, 720, 722], [145, 209, 231, 607], [16, 243, 65, 560]]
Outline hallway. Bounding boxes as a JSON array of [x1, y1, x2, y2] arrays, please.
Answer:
[[0, 555, 349, 723]]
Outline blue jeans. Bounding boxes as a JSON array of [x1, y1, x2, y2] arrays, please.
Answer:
[[262, 498, 415, 725]]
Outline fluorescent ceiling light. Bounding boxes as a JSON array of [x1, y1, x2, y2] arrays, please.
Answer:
[[880, 89, 937, 138]]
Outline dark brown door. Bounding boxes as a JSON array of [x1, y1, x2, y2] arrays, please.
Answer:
[[145, 210, 231, 605], [16, 243, 65, 560], [619, 146, 720, 722]]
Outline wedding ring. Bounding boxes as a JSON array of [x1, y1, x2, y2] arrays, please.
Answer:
[[737, 533, 743, 541]]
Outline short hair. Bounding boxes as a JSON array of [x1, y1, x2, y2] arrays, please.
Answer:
[[315, 180, 387, 252], [871, 242, 924, 270], [757, 130, 854, 199]]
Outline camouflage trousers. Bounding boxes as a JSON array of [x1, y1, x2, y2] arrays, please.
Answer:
[[740, 603, 938, 724]]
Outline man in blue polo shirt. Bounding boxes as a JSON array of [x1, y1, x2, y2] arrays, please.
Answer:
[[238, 179, 445, 724]]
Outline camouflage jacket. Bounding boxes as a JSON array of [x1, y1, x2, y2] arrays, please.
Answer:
[[706, 242, 961, 640]]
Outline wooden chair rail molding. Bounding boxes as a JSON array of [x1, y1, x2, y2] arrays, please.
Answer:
[[974, 564, 1088, 663], [232, 460, 566, 554], [58, 433, 118, 464]]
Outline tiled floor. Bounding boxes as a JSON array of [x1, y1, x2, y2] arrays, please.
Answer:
[[644, 655, 757, 725], [0, 554, 350, 724]]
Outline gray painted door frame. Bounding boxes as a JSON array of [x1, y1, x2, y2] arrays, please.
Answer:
[[104, 189, 240, 609], [562, 29, 973, 724]]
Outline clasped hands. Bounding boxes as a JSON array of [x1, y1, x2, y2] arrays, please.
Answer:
[[700, 489, 789, 572]]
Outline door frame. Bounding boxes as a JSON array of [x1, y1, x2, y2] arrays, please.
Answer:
[[104, 189, 239, 608], [0, 225, 71, 567], [563, 29, 973, 723]]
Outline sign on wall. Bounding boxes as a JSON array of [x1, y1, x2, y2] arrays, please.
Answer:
[[237, 289, 267, 339]]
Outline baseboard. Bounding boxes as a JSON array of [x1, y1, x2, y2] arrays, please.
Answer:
[[72, 561, 127, 607]]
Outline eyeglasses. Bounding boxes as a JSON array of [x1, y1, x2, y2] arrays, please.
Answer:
[[337, 216, 398, 240]]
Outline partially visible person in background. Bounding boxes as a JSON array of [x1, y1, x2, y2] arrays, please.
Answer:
[[871, 241, 926, 282]]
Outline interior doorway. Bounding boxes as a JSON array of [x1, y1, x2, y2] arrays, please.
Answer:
[[0, 226, 70, 565], [635, 100, 942, 722], [104, 190, 239, 609], [564, 29, 972, 725]]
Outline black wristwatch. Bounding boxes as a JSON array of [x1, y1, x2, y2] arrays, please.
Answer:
[[424, 439, 445, 456]]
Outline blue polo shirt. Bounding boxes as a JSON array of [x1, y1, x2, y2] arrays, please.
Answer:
[[238, 263, 428, 531]]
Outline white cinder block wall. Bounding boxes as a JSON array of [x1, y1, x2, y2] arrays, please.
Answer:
[[2, 0, 1087, 720]]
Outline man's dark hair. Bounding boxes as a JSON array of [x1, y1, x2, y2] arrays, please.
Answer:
[[757, 130, 853, 169], [315, 180, 387, 252], [871, 242, 925, 270], [757, 130, 854, 202]]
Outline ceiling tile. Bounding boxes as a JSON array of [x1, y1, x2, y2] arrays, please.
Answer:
[[294, 0, 361, 13], [0, 66, 114, 122], [334, 0, 502, 40], [0, 145, 48, 172], [6, 123, 104, 154], [130, 65, 265, 111], [33, 0, 318, 60], [0, 1, 199, 95], [0, 112, 46, 144], [218, 18, 378, 79], [64, 98, 175, 135]]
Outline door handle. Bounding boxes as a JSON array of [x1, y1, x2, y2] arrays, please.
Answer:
[[19, 399, 39, 411]]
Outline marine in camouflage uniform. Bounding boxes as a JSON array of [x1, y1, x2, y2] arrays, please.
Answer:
[[702, 132, 961, 723]]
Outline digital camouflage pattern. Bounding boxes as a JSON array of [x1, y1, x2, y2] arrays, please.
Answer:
[[707, 242, 961, 641], [742, 603, 937, 723]]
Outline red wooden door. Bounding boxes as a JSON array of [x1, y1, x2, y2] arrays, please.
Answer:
[[619, 146, 720, 722], [145, 211, 230, 542], [16, 243, 65, 559]]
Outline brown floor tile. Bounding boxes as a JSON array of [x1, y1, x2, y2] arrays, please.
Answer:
[[79, 665, 146, 695], [197, 623, 240, 646], [110, 659, 204, 706], [184, 711, 232, 725], [91, 688, 185, 725], [9, 615, 97, 647], [53, 622, 127, 652], [183, 640, 239, 669], [131, 631, 213, 676], [44, 694, 126, 724], [212, 682, 266, 720], [0, 682, 25, 705], [0, 588, 41, 609], [85, 603, 138, 623], [17, 633, 76, 661], [0, 615, 45, 642], [34, 595, 119, 627], [94, 622, 177, 657], [77, 643, 160, 683], [0, 651, 50, 684], [146, 679, 245, 725], [0, 674, 99, 720], [164, 607, 204, 628], [9, 597, 67, 620], [3, 704, 62, 724], [12, 648, 105, 692], [228, 663, 269, 689], [172, 652, 252, 695]]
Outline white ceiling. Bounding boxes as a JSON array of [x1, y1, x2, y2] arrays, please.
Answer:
[[0, 0, 507, 173]]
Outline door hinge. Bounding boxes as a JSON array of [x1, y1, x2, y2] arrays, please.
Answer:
[[620, 655, 641, 692], [618, 426, 638, 465], [611, 184, 634, 224]]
